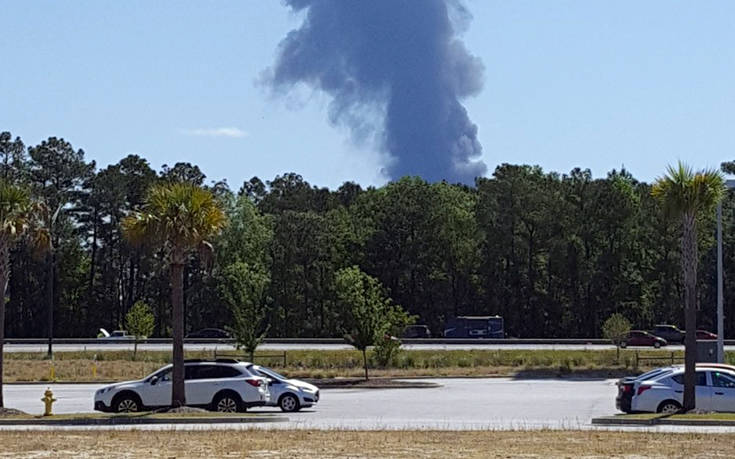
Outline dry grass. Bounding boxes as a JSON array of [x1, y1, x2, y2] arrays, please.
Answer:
[[4, 348, 670, 382], [0, 429, 732, 458]]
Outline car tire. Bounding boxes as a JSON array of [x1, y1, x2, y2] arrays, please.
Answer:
[[653, 341, 661, 349], [620, 341, 627, 349], [279, 393, 301, 412], [212, 391, 243, 413], [657, 400, 681, 414], [112, 392, 142, 413]]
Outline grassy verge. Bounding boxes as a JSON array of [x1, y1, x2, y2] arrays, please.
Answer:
[[2, 348, 710, 383], [0, 411, 262, 421], [0, 430, 733, 458]]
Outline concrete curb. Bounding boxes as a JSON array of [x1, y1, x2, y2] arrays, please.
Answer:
[[0, 415, 288, 426], [592, 416, 735, 427]]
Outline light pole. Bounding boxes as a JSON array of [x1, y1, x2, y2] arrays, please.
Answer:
[[716, 179, 735, 363]]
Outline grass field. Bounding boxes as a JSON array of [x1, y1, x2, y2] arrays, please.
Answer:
[[0, 429, 732, 458], [4, 348, 726, 382]]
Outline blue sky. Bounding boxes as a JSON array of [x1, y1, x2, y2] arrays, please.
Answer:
[[2, 1, 734, 189]]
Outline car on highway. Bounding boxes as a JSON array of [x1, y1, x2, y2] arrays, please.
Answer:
[[402, 325, 431, 339], [97, 329, 134, 340], [650, 324, 685, 344], [619, 330, 667, 348], [94, 359, 270, 413], [696, 329, 717, 340], [250, 364, 320, 412], [186, 328, 231, 339], [617, 364, 735, 413]]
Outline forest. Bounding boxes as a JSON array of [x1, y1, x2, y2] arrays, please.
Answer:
[[3, 130, 735, 339]]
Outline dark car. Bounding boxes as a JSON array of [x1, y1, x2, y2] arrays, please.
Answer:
[[186, 328, 230, 339], [651, 324, 685, 344], [620, 330, 667, 348], [696, 329, 717, 340], [402, 325, 431, 339]]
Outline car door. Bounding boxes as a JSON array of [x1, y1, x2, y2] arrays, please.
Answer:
[[670, 371, 712, 411], [710, 371, 735, 412], [141, 368, 172, 408], [184, 365, 212, 406]]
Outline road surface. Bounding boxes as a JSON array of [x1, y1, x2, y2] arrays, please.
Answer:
[[5, 342, 724, 352], [5, 378, 735, 433], [0, 378, 631, 429]]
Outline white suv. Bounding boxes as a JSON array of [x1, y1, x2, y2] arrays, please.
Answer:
[[94, 359, 270, 413]]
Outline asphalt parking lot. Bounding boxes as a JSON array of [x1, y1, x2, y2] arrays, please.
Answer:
[[5, 377, 615, 429]]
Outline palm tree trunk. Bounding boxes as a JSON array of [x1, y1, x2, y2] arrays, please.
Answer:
[[170, 257, 186, 407], [362, 348, 369, 381], [0, 236, 9, 408], [46, 250, 54, 359], [682, 213, 698, 412]]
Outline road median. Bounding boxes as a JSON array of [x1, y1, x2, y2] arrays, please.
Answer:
[[592, 413, 735, 427]]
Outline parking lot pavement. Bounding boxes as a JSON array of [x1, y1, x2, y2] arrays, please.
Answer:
[[4, 378, 616, 429]]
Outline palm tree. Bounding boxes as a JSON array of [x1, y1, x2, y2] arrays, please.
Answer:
[[0, 180, 45, 407], [652, 162, 724, 412], [122, 183, 226, 407]]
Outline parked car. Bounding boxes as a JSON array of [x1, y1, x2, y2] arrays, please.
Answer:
[[619, 330, 667, 348], [696, 329, 717, 340], [186, 328, 231, 339], [616, 367, 676, 413], [626, 366, 735, 413], [93, 359, 270, 413], [617, 364, 735, 413], [650, 324, 685, 344], [250, 364, 320, 412], [97, 329, 134, 340], [402, 325, 431, 339]]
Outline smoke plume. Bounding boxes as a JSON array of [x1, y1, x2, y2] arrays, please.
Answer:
[[268, 0, 487, 184]]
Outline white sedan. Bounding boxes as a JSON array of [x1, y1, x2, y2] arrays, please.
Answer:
[[250, 365, 320, 412], [631, 366, 735, 413]]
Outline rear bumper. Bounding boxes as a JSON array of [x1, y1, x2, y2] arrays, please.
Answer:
[[616, 395, 632, 413]]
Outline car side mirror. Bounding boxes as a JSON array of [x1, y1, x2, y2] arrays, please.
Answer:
[[150, 376, 159, 386]]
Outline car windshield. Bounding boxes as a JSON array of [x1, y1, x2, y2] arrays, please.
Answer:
[[255, 366, 288, 381]]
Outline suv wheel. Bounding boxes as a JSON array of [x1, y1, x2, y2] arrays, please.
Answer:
[[113, 393, 141, 413], [213, 392, 242, 413], [653, 341, 661, 349], [619, 341, 627, 348], [279, 393, 301, 412]]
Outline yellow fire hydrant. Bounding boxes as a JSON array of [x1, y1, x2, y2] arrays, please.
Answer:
[[41, 388, 57, 416]]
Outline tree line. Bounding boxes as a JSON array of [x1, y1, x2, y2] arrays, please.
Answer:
[[3, 130, 735, 340]]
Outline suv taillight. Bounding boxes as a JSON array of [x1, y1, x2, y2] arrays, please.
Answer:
[[622, 384, 633, 394], [246, 379, 261, 387]]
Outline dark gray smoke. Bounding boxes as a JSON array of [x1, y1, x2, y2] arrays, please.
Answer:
[[268, 0, 487, 184]]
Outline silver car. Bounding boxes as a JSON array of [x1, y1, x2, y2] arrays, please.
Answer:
[[630, 366, 735, 413], [251, 364, 319, 412]]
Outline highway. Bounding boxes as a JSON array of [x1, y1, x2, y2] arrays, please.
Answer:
[[5, 342, 731, 353]]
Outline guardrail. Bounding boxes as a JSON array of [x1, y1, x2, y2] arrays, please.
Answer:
[[5, 337, 735, 345]]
